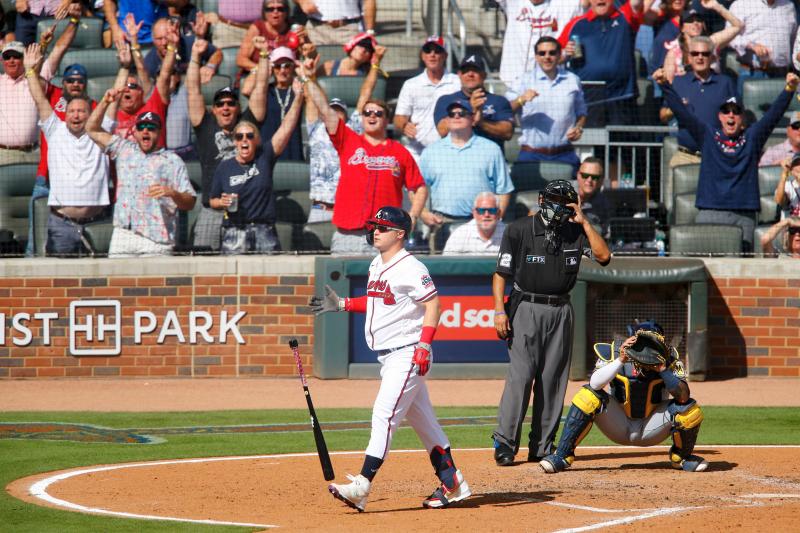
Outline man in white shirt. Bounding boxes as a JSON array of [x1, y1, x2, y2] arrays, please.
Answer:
[[497, 0, 583, 86], [298, 0, 375, 44], [24, 43, 114, 256], [728, 0, 796, 95], [393, 36, 461, 159], [442, 192, 506, 255]]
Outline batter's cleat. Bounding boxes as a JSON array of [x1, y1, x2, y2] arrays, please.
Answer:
[[422, 469, 471, 509], [328, 474, 371, 512], [671, 454, 708, 472], [539, 454, 571, 474], [493, 441, 515, 466]]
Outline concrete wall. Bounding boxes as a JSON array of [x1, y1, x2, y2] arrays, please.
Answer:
[[0, 257, 797, 378]]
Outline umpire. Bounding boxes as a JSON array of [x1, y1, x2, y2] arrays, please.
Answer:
[[492, 180, 610, 465]]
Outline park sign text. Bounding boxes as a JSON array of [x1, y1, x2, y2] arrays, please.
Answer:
[[0, 300, 246, 356]]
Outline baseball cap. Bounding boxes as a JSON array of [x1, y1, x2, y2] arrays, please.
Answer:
[[213, 86, 239, 103], [329, 98, 347, 113], [343, 32, 377, 54], [459, 54, 485, 73], [62, 64, 88, 81], [422, 35, 445, 51], [446, 99, 473, 114], [135, 111, 162, 129], [1, 41, 25, 57], [719, 96, 743, 114], [269, 46, 295, 64], [790, 154, 800, 168], [680, 9, 703, 24]]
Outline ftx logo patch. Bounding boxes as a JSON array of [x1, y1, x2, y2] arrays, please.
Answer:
[[526, 255, 545, 264]]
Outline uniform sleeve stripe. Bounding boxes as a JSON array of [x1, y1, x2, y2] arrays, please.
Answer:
[[415, 289, 438, 302]]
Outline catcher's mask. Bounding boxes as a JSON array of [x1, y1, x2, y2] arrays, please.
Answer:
[[366, 206, 411, 245], [626, 319, 664, 337], [538, 179, 577, 229]]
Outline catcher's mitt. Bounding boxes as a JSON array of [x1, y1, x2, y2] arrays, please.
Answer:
[[625, 329, 668, 370]]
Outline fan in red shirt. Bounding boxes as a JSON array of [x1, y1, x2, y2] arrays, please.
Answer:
[[301, 62, 428, 255]]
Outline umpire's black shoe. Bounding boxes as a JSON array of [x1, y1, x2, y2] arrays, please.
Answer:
[[527, 453, 543, 463], [493, 441, 515, 466]]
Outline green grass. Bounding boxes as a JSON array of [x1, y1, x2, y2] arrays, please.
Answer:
[[1, 406, 798, 531]]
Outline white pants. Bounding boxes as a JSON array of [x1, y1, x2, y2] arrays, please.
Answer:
[[109, 227, 173, 257], [365, 346, 450, 460], [594, 397, 673, 446]]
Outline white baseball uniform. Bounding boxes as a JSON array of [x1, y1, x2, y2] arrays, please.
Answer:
[[362, 249, 451, 460]]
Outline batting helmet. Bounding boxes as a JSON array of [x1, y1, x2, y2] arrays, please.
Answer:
[[538, 179, 577, 228], [366, 206, 412, 244]]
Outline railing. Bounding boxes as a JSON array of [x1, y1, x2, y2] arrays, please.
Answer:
[[445, 0, 467, 73]]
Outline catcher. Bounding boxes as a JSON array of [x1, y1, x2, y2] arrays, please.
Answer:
[[539, 320, 707, 473]]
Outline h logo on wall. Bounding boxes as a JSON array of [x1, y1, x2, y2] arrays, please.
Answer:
[[2, 299, 247, 356]]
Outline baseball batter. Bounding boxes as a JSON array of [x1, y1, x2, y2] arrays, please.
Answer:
[[310, 206, 471, 512], [539, 320, 708, 473]]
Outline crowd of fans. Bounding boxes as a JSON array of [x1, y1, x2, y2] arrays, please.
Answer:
[[1, 0, 800, 258]]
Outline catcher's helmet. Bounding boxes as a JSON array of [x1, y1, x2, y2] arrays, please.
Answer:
[[626, 319, 664, 337], [366, 206, 412, 244], [539, 179, 577, 228]]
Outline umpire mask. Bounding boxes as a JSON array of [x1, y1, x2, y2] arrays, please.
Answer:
[[539, 180, 577, 230]]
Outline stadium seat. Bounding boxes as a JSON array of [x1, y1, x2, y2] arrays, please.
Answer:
[[758, 165, 782, 224], [669, 224, 743, 256], [317, 76, 387, 108], [176, 163, 203, 250], [217, 47, 240, 80], [83, 219, 114, 257], [0, 163, 36, 252], [36, 18, 103, 49], [672, 163, 700, 196], [201, 75, 233, 106], [275, 221, 294, 252], [299, 221, 336, 251], [380, 46, 422, 74], [742, 79, 800, 123], [672, 193, 698, 225], [86, 76, 117, 103], [505, 131, 521, 164], [315, 44, 346, 64], [32, 196, 48, 257], [61, 48, 120, 77], [273, 161, 311, 224], [661, 135, 678, 211], [197, 0, 219, 13]]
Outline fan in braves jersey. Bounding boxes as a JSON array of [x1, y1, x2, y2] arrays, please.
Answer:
[[309, 206, 471, 512]]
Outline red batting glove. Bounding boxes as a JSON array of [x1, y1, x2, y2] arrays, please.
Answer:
[[413, 342, 432, 376]]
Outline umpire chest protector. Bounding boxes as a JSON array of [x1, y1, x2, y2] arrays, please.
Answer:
[[594, 340, 685, 419], [496, 213, 588, 295]]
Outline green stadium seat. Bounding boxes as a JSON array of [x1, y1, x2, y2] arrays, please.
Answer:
[[758, 165, 782, 224], [217, 47, 240, 80], [380, 46, 422, 74], [86, 75, 117, 103], [275, 221, 294, 251], [201, 75, 233, 106], [672, 193, 697, 225], [299, 221, 336, 251], [669, 224, 743, 256], [32, 196, 48, 257], [742, 79, 800, 123], [83, 219, 114, 257], [315, 45, 346, 64], [317, 76, 386, 108], [760, 196, 779, 224], [175, 162, 203, 250], [505, 132, 521, 164], [672, 163, 700, 196], [0, 163, 36, 252], [61, 48, 120, 77], [273, 161, 311, 224], [36, 18, 103, 49]]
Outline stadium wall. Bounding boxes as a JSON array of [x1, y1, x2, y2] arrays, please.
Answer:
[[0, 257, 797, 379]]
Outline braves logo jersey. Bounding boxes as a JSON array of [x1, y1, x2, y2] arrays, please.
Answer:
[[365, 250, 438, 351], [593, 340, 685, 419]]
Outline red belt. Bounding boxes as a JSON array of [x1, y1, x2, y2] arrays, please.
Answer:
[[520, 144, 572, 155], [0, 143, 36, 152], [217, 15, 251, 29]]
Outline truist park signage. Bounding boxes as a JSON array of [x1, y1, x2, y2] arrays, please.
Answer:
[[0, 300, 246, 356]]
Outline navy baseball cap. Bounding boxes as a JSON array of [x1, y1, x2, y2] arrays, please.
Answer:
[[135, 111, 162, 128], [213, 86, 239, 103], [458, 54, 485, 73], [329, 98, 347, 113], [446, 99, 473, 114], [62, 64, 88, 80], [791, 154, 800, 168], [719, 96, 743, 114], [680, 9, 703, 24]]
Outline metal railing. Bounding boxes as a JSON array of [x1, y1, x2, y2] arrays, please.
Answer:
[[445, 0, 467, 72]]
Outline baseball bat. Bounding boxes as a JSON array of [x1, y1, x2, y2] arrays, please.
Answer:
[[289, 339, 335, 481]]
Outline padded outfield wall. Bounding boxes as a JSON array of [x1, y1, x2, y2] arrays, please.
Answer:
[[0, 256, 797, 379]]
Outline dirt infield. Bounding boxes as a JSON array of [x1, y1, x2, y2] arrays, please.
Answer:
[[8, 446, 800, 532], [2, 377, 799, 411]]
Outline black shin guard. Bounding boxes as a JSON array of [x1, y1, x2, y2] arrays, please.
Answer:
[[430, 446, 458, 490], [360, 454, 384, 481], [554, 405, 594, 460]]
